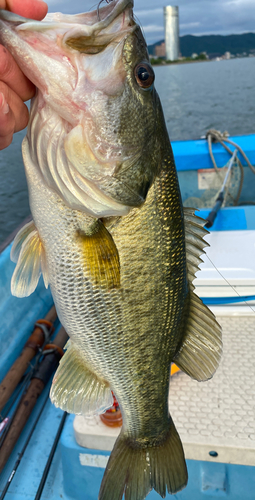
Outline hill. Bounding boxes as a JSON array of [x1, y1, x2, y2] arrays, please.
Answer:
[[148, 33, 255, 58]]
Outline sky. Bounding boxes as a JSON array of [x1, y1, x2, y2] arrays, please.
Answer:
[[46, 0, 255, 44]]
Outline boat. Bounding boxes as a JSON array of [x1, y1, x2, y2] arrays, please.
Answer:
[[0, 133, 254, 500]]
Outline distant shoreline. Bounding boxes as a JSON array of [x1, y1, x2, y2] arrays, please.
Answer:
[[150, 55, 255, 67], [151, 59, 209, 67], [148, 33, 255, 62]]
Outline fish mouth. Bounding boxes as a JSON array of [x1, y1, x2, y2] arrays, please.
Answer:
[[0, 0, 134, 31], [0, 0, 135, 56], [62, 1, 135, 55]]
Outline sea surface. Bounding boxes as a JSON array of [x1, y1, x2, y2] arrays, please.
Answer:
[[0, 57, 255, 245]]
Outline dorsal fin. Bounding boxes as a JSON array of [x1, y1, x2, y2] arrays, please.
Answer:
[[184, 208, 209, 289], [11, 221, 48, 297]]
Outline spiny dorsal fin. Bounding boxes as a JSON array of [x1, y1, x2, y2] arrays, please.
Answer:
[[50, 341, 113, 416], [11, 221, 48, 297], [173, 208, 222, 381], [184, 207, 209, 290]]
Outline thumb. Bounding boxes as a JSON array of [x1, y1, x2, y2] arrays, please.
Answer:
[[2, 0, 48, 20]]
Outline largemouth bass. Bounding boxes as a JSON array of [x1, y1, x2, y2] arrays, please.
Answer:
[[0, 1, 222, 499]]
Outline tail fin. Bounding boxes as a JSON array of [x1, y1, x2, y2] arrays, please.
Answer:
[[99, 419, 187, 500]]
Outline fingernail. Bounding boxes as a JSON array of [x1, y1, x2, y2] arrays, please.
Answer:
[[0, 92, 9, 114]]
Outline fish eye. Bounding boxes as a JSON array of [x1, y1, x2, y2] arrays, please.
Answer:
[[134, 62, 155, 89]]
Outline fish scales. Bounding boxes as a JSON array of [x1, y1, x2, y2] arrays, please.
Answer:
[[0, 1, 222, 499]]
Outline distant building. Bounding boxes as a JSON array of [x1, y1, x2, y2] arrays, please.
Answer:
[[164, 6, 180, 61], [191, 53, 198, 59], [207, 52, 222, 60], [224, 51, 231, 59], [155, 42, 166, 57]]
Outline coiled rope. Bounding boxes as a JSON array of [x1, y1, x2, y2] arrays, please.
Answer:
[[206, 129, 255, 205]]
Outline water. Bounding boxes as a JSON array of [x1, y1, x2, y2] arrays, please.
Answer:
[[0, 57, 255, 245], [154, 57, 255, 141], [0, 129, 28, 245]]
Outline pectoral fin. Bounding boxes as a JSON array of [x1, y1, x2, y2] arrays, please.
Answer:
[[11, 221, 49, 297], [50, 340, 113, 415], [11, 220, 35, 263], [173, 208, 222, 381], [77, 219, 120, 290]]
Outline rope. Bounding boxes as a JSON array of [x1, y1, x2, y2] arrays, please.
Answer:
[[206, 129, 255, 174], [205, 129, 253, 205]]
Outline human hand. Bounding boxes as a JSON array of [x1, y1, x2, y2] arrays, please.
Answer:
[[0, 0, 48, 149]]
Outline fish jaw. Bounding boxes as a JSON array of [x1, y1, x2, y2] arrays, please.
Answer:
[[0, 1, 147, 217], [0, 1, 135, 122], [0, 0, 164, 218]]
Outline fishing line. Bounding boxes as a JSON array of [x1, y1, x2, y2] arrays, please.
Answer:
[[133, 14, 146, 40], [204, 253, 255, 315], [97, 0, 114, 21]]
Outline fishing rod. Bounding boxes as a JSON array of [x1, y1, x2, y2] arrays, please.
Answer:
[[0, 371, 32, 424], [0, 371, 35, 449], [0, 388, 50, 500], [0, 305, 57, 416], [0, 330, 59, 449], [0, 326, 68, 475], [34, 411, 68, 500], [0, 307, 58, 447], [205, 149, 238, 229]]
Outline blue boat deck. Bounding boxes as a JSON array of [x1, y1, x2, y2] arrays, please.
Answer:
[[172, 133, 255, 171]]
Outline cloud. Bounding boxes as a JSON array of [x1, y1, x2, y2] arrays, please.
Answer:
[[135, 8, 163, 17], [143, 25, 164, 33], [180, 22, 201, 30]]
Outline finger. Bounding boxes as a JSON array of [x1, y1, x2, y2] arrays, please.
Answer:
[[0, 84, 29, 149], [0, 91, 15, 149], [0, 45, 35, 101], [4, 0, 48, 20]]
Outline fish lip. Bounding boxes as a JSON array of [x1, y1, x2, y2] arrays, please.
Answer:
[[0, 0, 134, 31], [94, 0, 134, 24], [101, 0, 134, 23]]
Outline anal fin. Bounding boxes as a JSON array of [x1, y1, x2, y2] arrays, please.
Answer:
[[174, 292, 222, 381], [50, 341, 113, 416]]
